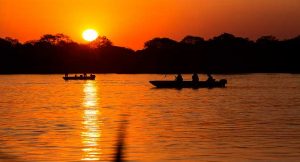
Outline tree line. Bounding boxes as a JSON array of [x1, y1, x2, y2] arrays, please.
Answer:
[[0, 33, 299, 74]]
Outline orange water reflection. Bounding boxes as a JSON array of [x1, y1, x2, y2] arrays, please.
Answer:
[[1, 74, 299, 162], [81, 81, 101, 161]]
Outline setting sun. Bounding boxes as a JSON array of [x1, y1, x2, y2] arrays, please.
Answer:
[[82, 29, 98, 42]]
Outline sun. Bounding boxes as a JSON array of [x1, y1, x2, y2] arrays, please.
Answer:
[[82, 29, 98, 42]]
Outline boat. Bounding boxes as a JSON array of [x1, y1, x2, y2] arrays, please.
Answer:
[[63, 75, 96, 80], [149, 79, 227, 88]]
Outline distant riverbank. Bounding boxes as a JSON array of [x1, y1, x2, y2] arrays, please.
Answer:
[[1, 33, 299, 74]]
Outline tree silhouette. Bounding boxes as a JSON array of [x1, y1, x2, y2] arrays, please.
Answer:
[[39, 34, 72, 45], [0, 33, 299, 74], [89, 36, 113, 48], [256, 35, 278, 44], [144, 37, 178, 49], [181, 36, 205, 45]]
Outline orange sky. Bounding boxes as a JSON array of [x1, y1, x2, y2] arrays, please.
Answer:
[[1, 0, 300, 50]]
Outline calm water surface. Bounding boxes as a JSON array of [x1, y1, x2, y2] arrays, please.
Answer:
[[0, 74, 300, 162]]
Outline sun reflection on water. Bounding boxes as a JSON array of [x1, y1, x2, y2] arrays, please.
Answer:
[[82, 81, 101, 161]]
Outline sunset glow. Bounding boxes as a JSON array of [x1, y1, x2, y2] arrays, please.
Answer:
[[1, 0, 300, 49], [1, 0, 300, 161], [82, 29, 98, 42]]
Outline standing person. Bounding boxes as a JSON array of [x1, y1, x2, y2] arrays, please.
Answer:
[[192, 73, 199, 82]]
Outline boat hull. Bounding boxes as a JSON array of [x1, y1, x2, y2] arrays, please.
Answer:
[[63, 76, 96, 80], [149, 79, 227, 88]]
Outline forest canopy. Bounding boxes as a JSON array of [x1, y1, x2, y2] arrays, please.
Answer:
[[1, 33, 299, 74]]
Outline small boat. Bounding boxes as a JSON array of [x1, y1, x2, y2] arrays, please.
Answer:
[[63, 75, 96, 80], [149, 79, 227, 88]]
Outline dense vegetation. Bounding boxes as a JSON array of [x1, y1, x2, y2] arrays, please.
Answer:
[[1, 33, 299, 74]]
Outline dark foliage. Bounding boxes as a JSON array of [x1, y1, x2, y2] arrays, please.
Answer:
[[0, 33, 299, 74]]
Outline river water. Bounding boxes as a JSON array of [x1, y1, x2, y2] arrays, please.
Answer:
[[0, 74, 300, 162]]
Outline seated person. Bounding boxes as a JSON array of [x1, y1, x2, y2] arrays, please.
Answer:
[[192, 73, 199, 82], [206, 73, 215, 82], [175, 73, 183, 82]]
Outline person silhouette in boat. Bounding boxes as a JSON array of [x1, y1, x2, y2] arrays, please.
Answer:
[[65, 73, 68, 77], [175, 73, 183, 82], [206, 73, 215, 82], [192, 73, 199, 82]]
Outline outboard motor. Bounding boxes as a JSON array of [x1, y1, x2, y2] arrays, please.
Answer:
[[219, 79, 227, 87]]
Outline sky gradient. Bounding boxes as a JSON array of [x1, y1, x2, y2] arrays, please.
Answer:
[[1, 0, 300, 49]]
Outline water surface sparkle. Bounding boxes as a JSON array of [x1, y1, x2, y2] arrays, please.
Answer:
[[82, 81, 101, 161], [0, 74, 299, 162]]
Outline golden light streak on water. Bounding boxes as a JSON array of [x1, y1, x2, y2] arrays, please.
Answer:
[[82, 81, 101, 161], [0, 74, 300, 161]]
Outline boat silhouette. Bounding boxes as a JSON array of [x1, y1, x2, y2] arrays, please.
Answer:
[[149, 79, 227, 88], [63, 74, 96, 80]]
